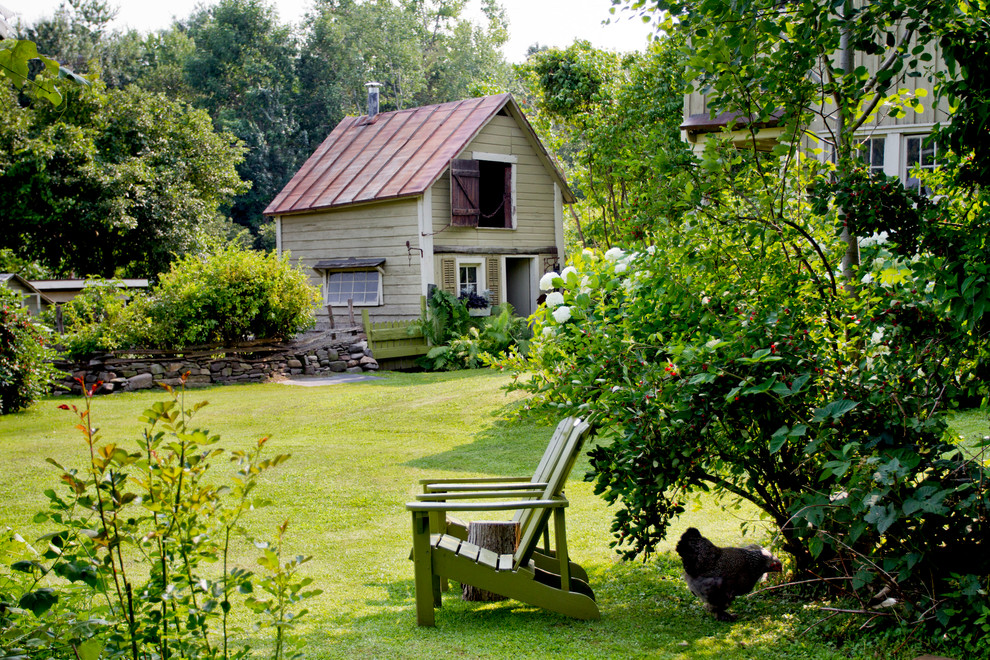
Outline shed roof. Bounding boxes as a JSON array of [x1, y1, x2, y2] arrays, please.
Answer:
[[265, 93, 574, 216]]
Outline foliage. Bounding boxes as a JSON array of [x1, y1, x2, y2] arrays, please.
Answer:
[[0, 38, 88, 105], [423, 302, 528, 371], [146, 246, 320, 347], [2, 380, 321, 659], [418, 287, 472, 347], [0, 525, 105, 658], [0, 286, 61, 415], [501, 232, 989, 638], [0, 82, 248, 279], [459, 291, 490, 309], [517, 38, 692, 249], [42, 279, 152, 360]]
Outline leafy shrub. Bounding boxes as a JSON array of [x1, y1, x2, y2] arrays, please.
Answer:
[[42, 279, 152, 359], [4, 381, 321, 658], [146, 246, 320, 347], [418, 288, 471, 347], [0, 286, 60, 414], [500, 240, 989, 643], [422, 303, 529, 370]]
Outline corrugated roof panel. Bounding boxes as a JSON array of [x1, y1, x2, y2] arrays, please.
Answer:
[[265, 93, 573, 216], [297, 113, 406, 209]]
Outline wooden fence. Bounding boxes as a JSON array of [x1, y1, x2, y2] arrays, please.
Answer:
[[361, 297, 429, 360]]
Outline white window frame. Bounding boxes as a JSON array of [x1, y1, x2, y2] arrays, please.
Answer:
[[323, 269, 383, 307], [471, 151, 517, 230], [902, 134, 938, 195], [455, 259, 485, 298]]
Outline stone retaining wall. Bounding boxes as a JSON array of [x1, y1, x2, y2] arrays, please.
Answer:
[[54, 330, 378, 395]]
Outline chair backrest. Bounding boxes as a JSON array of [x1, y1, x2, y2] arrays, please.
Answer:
[[529, 417, 574, 484], [513, 418, 591, 569]]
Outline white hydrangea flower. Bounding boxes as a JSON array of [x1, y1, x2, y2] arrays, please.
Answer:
[[561, 266, 577, 279], [545, 291, 565, 308], [605, 247, 625, 262], [582, 248, 595, 258], [579, 276, 592, 294], [614, 263, 628, 274], [539, 271, 559, 291], [552, 305, 572, 323], [541, 326, 555, 337]]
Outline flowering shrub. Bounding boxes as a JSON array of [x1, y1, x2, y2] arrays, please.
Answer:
[[500, 225, 988, 637], [0, 286, 60, 414]]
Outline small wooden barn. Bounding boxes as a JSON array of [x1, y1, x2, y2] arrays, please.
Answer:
[[0, 273, 53, 316], [265, 92, 574, 324]]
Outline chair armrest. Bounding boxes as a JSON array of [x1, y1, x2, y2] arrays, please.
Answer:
[[422, 481, 548, 493], [416, 489, 545, 502], [407, 496, 568, 513], [419, 476, 533, 486]]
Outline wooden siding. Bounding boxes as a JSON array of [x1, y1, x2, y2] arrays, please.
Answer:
[[683, 40, 948, 139], [431, 116, 558, 250], [280, 198, 425, 322]]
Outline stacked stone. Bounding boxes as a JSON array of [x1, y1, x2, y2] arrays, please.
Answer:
[[52, 334, 380, 395]]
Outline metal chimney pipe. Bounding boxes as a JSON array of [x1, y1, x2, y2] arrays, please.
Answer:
[[365, 81, 382, 118]]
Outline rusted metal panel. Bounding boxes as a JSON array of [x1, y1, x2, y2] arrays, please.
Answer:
[[265, 94, 526, 216]]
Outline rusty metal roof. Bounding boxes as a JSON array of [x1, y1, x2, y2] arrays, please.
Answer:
[[265, 93, 573, 216], [681, 109, 784, 135]]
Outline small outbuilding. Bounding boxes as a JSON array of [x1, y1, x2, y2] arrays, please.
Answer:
[[0, 273, 53, 316], [265, 90, 575, 323]]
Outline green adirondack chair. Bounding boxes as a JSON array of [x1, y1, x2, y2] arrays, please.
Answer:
[[408, 418, 598, 626], [416, 416, 589, 583]]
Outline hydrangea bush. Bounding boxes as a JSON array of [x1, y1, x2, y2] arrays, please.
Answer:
[[499, 218, 988, 637]]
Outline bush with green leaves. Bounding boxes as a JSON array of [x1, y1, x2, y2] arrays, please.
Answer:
[[420, 299, 529, 371], [0, 286, 61, 414], [500, 220, 988, 644], [3, 381, 321, 659], [145, 246, 320, 347], [42, 279, 153, 359]]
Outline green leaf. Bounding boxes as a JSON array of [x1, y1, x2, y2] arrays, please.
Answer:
[[18, 588, 58, 616], [75, 638, 104, 660], [812, 399, 859, 422]]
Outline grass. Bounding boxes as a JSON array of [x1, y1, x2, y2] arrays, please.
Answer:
[[0, 371, 952, 659]]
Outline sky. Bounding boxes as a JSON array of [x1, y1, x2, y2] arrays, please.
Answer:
[[13, 0, 659, 63]]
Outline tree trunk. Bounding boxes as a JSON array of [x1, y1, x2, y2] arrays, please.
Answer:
[[462, 521, 519, 602]]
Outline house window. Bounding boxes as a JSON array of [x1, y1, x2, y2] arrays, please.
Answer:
[[450, 157, 514, 229], [458, 263, 481, 297], [857, 137, 885, 177], [313, 257, 385, 307], [326, 271, 381, 306], [904, 135, 937, 195]]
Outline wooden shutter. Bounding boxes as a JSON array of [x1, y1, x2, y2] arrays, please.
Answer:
[[486, 257, 501, 305], [450, 159, 480, 227], [502, 164, 513, 228], [441, 257, 457, 293]]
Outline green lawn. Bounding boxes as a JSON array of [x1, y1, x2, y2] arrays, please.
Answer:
[[0, 371, 951, 659]]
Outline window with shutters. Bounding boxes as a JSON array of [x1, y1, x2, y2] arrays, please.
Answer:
[[450, 158, 514, 229], [457, 262, 482, 297]]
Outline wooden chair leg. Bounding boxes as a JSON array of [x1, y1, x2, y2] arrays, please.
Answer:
[[411, 512, 437, 626]]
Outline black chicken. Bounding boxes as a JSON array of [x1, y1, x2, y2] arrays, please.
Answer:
[[675, 527, 782, 621]]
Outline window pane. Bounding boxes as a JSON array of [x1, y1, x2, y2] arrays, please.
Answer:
[[326, 271, 380, 305]]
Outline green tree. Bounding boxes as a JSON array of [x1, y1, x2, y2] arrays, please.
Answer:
[[179, 0, 302, 243], [502, 0, 990, 646], [0, 82, 248, 278], [520, 39, 691, 248]]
